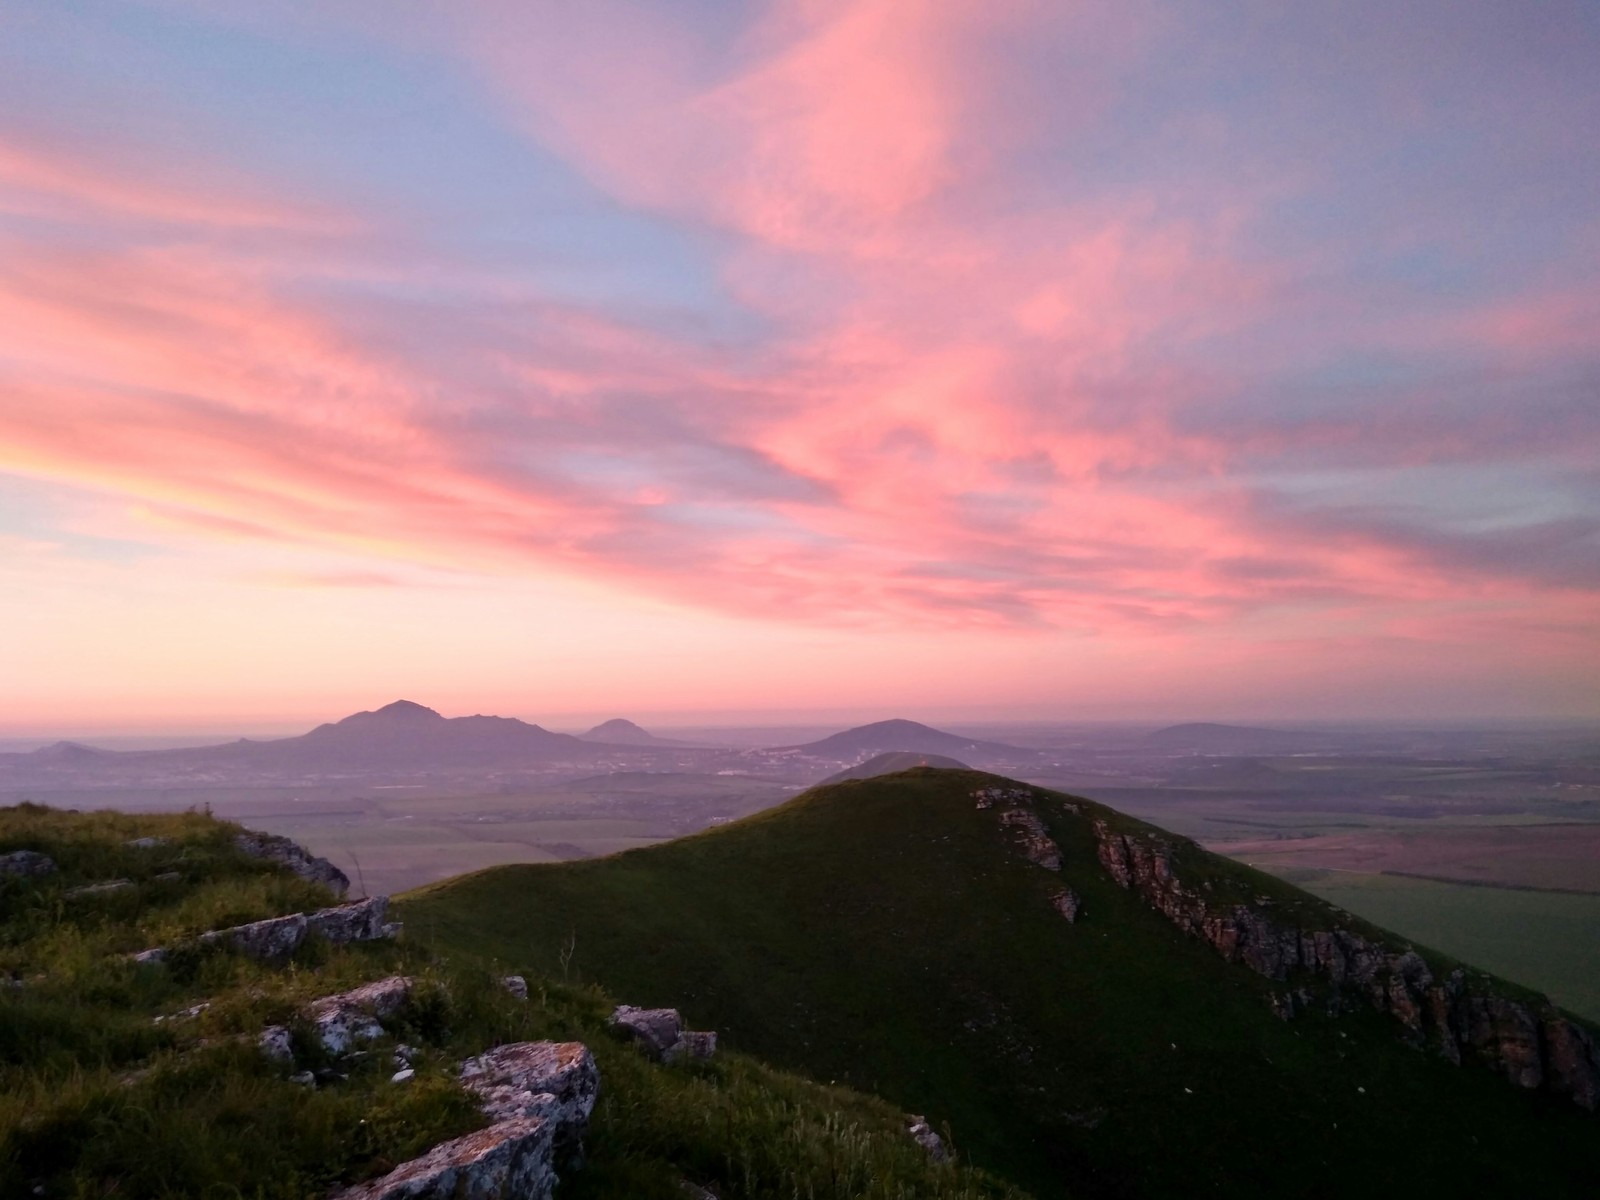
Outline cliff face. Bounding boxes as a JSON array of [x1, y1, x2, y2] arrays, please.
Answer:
[[1093, 820, 1600, 1110]]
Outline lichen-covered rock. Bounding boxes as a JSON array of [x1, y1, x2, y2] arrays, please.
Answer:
[[307, 895, 395, 944], [608, 1006, 683, 1059], [201, 912, 308, 960], [1050, 888, 1081, 923], [307, 976, 414, 1054], [0, 850, 55, 877], [997, 807, 1062, 871], [460, 1041, 600, 1147], [260, 1024, 294, 1062], [502, 975, 528, 1000], [64, 878, 134, 900], [674, 1031, 718, 1061], [234, 831, 349, 896], [329, 1116, 557, 1200], [906, 1115, 948, 1162], [608, 1005, 718, 1063]]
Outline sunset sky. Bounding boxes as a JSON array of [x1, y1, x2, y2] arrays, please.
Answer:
[[2, 1, 1597, 734]]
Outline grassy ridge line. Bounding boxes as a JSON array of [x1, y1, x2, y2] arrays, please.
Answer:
[[400, 768, 1600, 1200], [0, 802, 1030, 1199]]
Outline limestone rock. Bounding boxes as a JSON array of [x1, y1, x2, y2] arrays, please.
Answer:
[[329, 1116, 557, 1200], [131, 947, 168, 966], [307, 895, 395, 944], [608, 1005, 718, 1063], [201, 912, 308, 960], [307, 975, 414, 1054], [234, 831, 349, 896], [460, 1041, 600, 1147], [997, 807, 1062, 871], [1050, 888, 1081, 922], [0, 850, 55, 877], [260, 1024, 294, 1062], [906, 1115, 948, 1162], [64, 879, 134, 900], [502, 975, 528, 1000]]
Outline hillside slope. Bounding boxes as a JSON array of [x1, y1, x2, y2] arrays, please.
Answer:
[[401, 769, 1600, 1199]]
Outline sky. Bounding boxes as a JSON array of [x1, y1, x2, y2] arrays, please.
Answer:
[[0, 0, 1597, 734]]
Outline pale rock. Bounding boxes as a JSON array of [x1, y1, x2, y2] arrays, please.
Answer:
[[329, 1116, 556, 1200], [307, 975, 414, 1055], [131, 947, 168, 966], [906, 1115, 948, 1162], [501, 975, 528, 1000], [391, 1068, 415, 1083], [201, 912, 308, 960], [459, 1041, 600, 1148], [0, 850, 55, 877], [124, 836, 170, 850], [307, 895, 394, 944], [260, 1025, 294, 1062], [289, 1070, 316, 1087], [234, 831, 350, 896], [65, 878, 134, 900], [1050, 888, 1081, 923]]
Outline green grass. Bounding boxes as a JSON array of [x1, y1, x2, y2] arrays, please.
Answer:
[[0, 802, 1029, 1199], [401, 769, 1600, 1200]]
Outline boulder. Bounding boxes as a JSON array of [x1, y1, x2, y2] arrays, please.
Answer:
[[124, 836, 170, 850], [460, 1041, 600, 1147], [607, 1005, 720, 1063], [329, 1116, 557, 1200], [0, 850, 55, 877], [906, 1115, 948, 1162], [260, 1025, 294, 1062], [234, 831, 349, 897], [307, 896, 395, 944], [306, 976, 414, 1054], [131, 947, 168, 967], [502, 975, 529, 1000]]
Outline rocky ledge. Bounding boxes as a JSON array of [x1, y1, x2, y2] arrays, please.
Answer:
[[1093, 818, 1600, 1110], [333, 1040, 600, 1200], [235, 831, 350, 896]]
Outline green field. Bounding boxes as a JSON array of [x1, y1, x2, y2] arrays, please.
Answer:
[[1273, 870, 1600, 1023]]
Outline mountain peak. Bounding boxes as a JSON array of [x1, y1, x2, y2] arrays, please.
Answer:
[[579, 718, 661, 745], [366, 700, 443, 721]]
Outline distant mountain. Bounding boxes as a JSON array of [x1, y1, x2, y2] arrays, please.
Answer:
[[0, 701, 602, 777], [577, 718, 673, 746], [819, 751, 969, 784], [789, 718, 1034, 762]]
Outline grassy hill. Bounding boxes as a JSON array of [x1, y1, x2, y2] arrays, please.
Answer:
[[0, 802, 1025, 1199], [401, 769, 1600, 1199], [820, 751, 970, 784]]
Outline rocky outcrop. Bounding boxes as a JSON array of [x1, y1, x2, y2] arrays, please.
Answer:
[[307, 975, 415, 1054], [0, 850, 55, 877], [330, 1116, 556, 1200], [234, 831, 350, 896], [975, 787, 1063, 872], [460, 1041, 600, 1149], [1050, 888, 1081, 923], [906, 1115, 948, 1162], [1092, 819, 1600, 1110], [261, 974, 416, 1062], [608, 1006, 718, 1063], [501, 975, 528, 1000], [187, 896, 397, 962]]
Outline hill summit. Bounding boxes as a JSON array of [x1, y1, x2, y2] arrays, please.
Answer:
[[790, 718, 1033, 762], [578, 718, 665, 745], [404, 768, 1600, 1198]]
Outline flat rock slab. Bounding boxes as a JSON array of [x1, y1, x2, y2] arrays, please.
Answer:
[[0, 850, 56, 877], [192, 897, 396, 963], [330, 1116, 556, 1200], [460, 1041, 599, 1144], [64, 879, 134, 900]]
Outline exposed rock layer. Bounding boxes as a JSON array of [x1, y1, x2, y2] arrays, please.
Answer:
[[234, 831, 350, 896], [609, 1005, 718, 1063], [1092, 818, 1600, 1110], [330, 1116, 556, 1200]]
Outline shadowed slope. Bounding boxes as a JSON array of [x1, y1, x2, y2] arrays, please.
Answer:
[[401, 769, 1600, 1200]]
